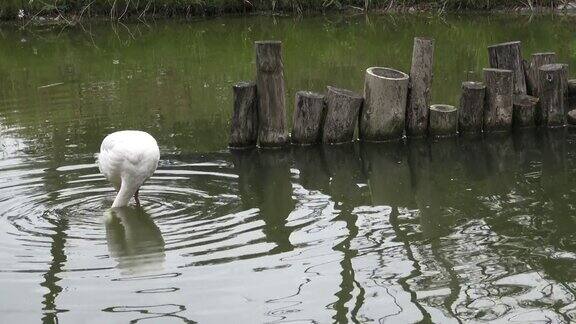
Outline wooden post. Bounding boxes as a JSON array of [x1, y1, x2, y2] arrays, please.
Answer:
[[291, 91, 325, 145], [322, 86, 363, 144], [229, 81, 258, 149], [255, 41, 287, 147], [360, 67, 409, 141], [513, 94, 538, 128], [406, 37, 435, 137], [483, 68, 514, 132], [538, 63, 565, 127], [459, 81, 485, 134], [525, 52, 556, 96], [488, 41, 527, 94], [429, 104, 458, 137]]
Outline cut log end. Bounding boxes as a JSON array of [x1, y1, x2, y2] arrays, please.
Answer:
[[367, 67, 409, 80], [484, 68, 513, 74], [487, 40, 521, 49], [328, 86, 363, 100], [462, 81, 486, 90]]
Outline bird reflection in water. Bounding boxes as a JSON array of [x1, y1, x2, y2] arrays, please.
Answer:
[[104, 207, 165, 275]]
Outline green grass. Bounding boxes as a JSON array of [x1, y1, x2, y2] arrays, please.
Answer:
[[0, 0, 567, 20]]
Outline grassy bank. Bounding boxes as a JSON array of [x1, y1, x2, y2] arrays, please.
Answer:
[[0, 0, 569, 21]]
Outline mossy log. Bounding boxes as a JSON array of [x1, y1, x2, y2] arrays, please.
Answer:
[[458, 81, 485, 134], [488, 41, 527, 94], [512, 94, 538, 128], [291, 91, 325, 145], [429, 104, 458, 137], [255, 41, 287, 147], [322, 86, 363, 144], [360, 67, 409, 141], [483, 68, 514, 132], [229, 81, 258, 148], [538, 63, 565, 127], [406, 37, 435, 137]]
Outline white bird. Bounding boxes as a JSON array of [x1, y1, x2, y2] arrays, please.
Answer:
[[97, 130, 160, 208]]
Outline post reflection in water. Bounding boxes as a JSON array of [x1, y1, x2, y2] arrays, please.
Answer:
[[232, 148, 295, 254], [104, 207, 165, 274], [322, 144, 368, 323]]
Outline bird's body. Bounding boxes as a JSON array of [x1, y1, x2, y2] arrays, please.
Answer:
[[97, 130, 160, 208]]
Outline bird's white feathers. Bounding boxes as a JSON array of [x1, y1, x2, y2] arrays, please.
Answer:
[[97, 130, 160, 207]]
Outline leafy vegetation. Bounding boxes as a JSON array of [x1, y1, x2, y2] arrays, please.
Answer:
[[0, 0, 569, 21]]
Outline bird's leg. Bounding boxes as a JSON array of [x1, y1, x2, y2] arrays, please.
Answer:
[[134, 189, 141, 207]]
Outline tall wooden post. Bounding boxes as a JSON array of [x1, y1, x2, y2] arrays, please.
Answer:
[[360, 67, 409, 141], [406, 37, 435, 137], [255, 41, 287, 147], [488, 41, 527, 95], [538, 63, 565, 127], [229, 81, 258, 148], [483, 68, 514, 132]]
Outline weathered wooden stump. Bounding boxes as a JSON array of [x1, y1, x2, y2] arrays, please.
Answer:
[[406, 37, 435, 137], [459, 81, 485, 134], [255, 41, 287, 147], [429, 104, 458, 137], [488, 41, 527, 94], [291, 91, 325, 145], [525, 52, 556, 96], [483, 68, 514, 132], [538, 63, 565, 127], [360, 67, 409, 141], [322, 86, 364, 144], [567, 79, 576, 112], [512, 94, 538, 128], [567, 109, 576, 126], [229, 81, 258, 149]]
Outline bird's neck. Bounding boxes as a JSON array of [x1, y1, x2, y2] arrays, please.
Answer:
[[112, 178, 139, 208]]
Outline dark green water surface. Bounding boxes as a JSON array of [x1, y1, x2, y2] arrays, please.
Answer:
[[2, 13, 576, 323]]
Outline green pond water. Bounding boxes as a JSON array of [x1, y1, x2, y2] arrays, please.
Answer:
[[1, 13, 576, 323]]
